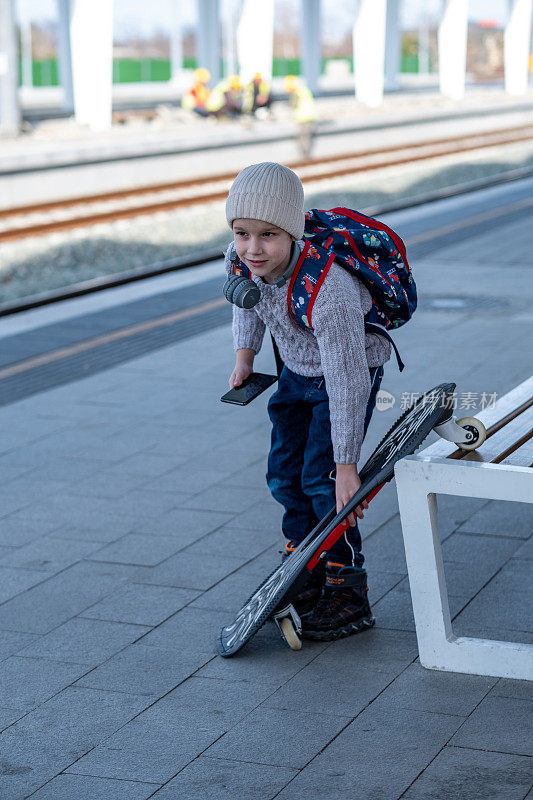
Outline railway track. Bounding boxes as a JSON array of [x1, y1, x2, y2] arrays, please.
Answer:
[[2, 123, 533, 244]]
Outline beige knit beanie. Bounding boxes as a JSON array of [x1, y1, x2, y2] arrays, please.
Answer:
[[225, 162, 305, 240]]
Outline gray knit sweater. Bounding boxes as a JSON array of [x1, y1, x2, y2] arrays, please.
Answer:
[[225, 242, 391, 464]]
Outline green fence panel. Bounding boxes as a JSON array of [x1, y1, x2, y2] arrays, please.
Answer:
[[401, 54, 419, 73], [32, 58, 59, 86]]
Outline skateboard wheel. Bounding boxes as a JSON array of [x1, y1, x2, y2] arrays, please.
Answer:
[[279, 616, 302, 650], [455, 417, 487, 450]]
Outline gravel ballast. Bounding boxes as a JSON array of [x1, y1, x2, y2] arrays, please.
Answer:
[[2, 141, 533, 305]]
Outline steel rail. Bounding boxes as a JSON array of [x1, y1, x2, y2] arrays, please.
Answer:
[[2, 122, 532, 221], [1, 123, 533, 244], [2, 163, 533, 318]]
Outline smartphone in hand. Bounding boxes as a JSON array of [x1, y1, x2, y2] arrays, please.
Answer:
[[221, 373, 277, 406]]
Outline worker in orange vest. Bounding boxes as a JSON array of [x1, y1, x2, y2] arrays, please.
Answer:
[[182, 68, 212, 117]]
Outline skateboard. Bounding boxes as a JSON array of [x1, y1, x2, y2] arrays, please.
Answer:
[[217, 382, 486, 657]]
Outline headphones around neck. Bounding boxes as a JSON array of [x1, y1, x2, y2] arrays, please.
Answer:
[[222, 243, 299, 309]]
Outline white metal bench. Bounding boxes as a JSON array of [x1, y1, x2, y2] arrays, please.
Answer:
[[395, 376, 533, 680]]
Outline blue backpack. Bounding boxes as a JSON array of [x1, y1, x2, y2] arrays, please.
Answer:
[[230, 207, 417, 370], [300, 207, 416, 330]]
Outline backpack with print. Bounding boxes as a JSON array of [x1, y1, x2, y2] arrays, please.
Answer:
[[289, 207, 417, 370]]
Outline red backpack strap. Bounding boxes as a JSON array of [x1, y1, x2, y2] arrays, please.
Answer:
[[287, 241, 336, 329]]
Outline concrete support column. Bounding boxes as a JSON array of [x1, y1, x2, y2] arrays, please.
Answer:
[[438, 0, 468, 100], [300, 0, 321, 95], [170, 0, 183, 81], [20, 13, 33, 87], [237, 0, 274, 83], [384, 0, 401, 91], [70, 0, 113, 129], [0, 0, 21, 136], [56, 0, 74, 111], [197, 0, 221, 84], [353, 0, 387, 107], [504, 0, 533, 95]]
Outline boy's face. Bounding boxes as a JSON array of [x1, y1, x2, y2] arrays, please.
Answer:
[[232, 218, 294, 284]]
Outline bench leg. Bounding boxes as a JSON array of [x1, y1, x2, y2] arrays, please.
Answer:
[[394, 456, 533, 681]]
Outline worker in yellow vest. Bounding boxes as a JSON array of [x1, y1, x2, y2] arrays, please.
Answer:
[[284, 75, 316, 159], [242, 73, 272, 117], [181, 68, 211, 117], [205, 75, 243, 118]]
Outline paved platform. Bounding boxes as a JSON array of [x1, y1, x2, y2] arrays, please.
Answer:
[[0, 181, 531, 799]]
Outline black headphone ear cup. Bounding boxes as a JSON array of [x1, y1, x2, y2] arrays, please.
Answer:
[[223, 275, 243, 302], [234, 279, 261, 309]]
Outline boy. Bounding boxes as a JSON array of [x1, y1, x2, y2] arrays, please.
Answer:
[[225, 162, 391, 640]]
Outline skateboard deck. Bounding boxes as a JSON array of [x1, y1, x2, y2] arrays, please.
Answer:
[[217, 382, 456, 657]]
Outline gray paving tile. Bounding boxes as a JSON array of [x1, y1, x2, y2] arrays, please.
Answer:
[[232, 544, 280, 577], [451, 695, 533, 755], [0, 536, 100, 572], [0, 686, 151, 799], [402, 745, 533, 799], [74, 643, 210, 696], [0, 739, 60, 800], [0, 566, 48, 603], [363, 517, 408, 572], [372, 577, 415, 630], [30, 774, 160, 800], [0, 515, 63, 547], [147, 507, 234, 540], [223, 500, 283, 533], [0, 656, 89, 711], [0, 629, 40, 661], [453, 559, 532, 638], [31, 457, 113, 482], [80, 582, 197, 625], [260, 630, 417, 716], [0, 561, 142, 633], [153, 756, 297, 800], [10, 495, 145, 533], [378, 662, 496, 717], [183, 524, 279, 560], [512, 536, 533, 560], [19, 617, 149, 666], [48, 523, 125, 543], [0, 707, 26, 731], [181, 483, 266, 514], [66, 470, 148, 499], [89, 533, 186, 566], [274, 699, 463, 799], [226, 457, 269, 488], [142, 464, 228, 494], [142, 551, 245, 590], [140, 605, 229, 656], [490, 678, 533, 702], [458, 499, 533, 538], [314, 627, 419, 671], [68, 676, 269, 783], [432, 494, 491, 538], [116, 452, 188, 478], [205, 706, 351, 768]]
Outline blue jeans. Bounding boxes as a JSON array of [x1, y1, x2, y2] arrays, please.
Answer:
[[266, 365, 383, 566]]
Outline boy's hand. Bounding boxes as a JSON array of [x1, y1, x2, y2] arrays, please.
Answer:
[[335, 463, 369, 527], [229, 348, 255, 388]]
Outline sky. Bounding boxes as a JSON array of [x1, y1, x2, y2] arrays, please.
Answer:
[[17, 0, 511, 35]]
